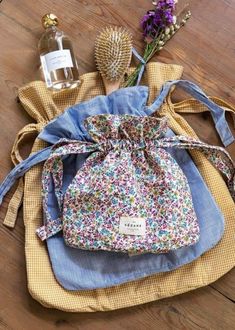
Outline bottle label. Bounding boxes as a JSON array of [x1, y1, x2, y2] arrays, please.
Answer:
[[119, 217, 146, 236], [41, 49, 74, 72]]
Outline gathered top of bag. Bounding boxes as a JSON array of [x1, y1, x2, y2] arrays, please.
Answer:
[[86, 113, 167, 144], [38, 86, 151, 144]]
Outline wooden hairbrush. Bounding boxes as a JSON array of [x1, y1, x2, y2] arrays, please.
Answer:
[[95, 26, 132, 95]]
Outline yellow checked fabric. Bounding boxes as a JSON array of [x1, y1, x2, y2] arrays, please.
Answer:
[[9, 62, 234, 312]]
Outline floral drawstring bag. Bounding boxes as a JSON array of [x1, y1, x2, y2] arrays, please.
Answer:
[[36, 114, 234, 254]]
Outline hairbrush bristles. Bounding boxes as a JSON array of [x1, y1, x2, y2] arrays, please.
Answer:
[[95, 26, 133, 82]]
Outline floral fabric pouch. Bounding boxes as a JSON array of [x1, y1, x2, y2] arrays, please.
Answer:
[[36, 114, 234, 254]]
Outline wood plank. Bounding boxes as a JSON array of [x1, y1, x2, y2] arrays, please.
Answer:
[[0, 280, 234, 330], [210, 268, 235, 302]]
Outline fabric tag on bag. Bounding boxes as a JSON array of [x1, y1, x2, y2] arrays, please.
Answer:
[[119, 217, 146, 236]]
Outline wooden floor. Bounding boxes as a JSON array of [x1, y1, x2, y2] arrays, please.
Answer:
[[0, 0, 234, 329]]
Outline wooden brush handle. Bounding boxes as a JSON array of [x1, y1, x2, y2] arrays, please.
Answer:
[[103, 78, 122, 95]]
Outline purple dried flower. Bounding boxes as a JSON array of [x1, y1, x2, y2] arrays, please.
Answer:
[[157, 0, 175, 10], [164, 8, 174, 24], [141, 0, 176, 38]]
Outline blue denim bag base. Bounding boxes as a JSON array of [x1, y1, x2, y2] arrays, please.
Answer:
[[0, 80, 233, 290]]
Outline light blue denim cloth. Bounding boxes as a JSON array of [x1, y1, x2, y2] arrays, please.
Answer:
[[0, 80, 233, 291]]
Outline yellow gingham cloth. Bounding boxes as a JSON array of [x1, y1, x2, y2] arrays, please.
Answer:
[[5, 62, 234, 312]]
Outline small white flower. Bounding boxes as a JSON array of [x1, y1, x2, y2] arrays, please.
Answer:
[[174, 0, 178, 3], [165, 27, 170, 35], [173, 16, 177, 24]]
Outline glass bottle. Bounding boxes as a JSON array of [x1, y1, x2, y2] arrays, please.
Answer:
[[38, 13, 80, 90]]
